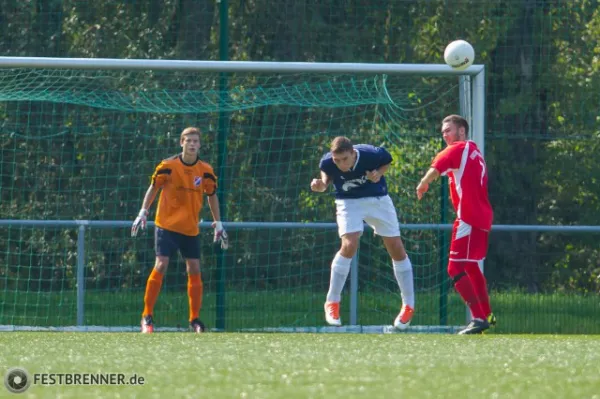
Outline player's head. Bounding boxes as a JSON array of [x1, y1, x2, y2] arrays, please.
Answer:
[[441, 115, 469, 145], [330, 136, 356, 172], [180, 127, 201, 157]]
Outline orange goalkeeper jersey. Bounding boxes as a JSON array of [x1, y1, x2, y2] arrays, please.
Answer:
[[151, 154, 217, 236]]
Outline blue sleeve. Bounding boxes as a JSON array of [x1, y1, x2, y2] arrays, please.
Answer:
[[319, 154, 332, 173], [378, 147, 393, 166]]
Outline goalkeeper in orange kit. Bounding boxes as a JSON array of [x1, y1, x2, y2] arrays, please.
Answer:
[[131, 127, 229, 333]]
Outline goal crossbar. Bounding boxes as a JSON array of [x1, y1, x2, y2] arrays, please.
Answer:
[[0, 56, 484, 75]]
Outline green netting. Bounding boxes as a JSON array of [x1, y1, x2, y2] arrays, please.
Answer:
[[0, 67, 463, 331], [0, 69, 456, 113], [1, 0, 599, 335]]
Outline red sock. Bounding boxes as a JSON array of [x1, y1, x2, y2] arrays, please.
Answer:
[[448, 261, 486, 320], [464, 261, 492, 317]]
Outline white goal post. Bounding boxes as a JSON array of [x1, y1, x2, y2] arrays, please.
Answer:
[[0, 57, 485, 333]]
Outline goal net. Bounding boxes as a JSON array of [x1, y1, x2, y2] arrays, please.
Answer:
[[0, 60, 481, 332]]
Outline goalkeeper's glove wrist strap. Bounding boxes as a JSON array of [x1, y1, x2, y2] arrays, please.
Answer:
[[138, 209, 148, 217]]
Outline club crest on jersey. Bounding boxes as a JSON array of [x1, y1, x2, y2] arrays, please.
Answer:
[[342, 176, 368, 191], [194, 176, 202, 187]]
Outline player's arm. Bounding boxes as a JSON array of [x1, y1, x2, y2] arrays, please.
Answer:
[[131, 184, 160, 237], [132, 160, 169, 237], [377, 163, 391, 175], [141, 184, 160, 211], [207, 194, 229, 250], [203, 170, 229, 250], [367, 147, 393, 183], [207, 194, 222, 224], [417, 145, 459, 200], [416, 167, 441, 200], [311, 171, 331, 192], [366, 163, 390, 183]]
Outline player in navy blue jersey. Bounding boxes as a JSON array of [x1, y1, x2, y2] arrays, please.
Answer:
[[311, 136, 415, 329]]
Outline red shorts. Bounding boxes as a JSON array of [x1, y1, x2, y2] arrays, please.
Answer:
[[449, 219, 489, 261]]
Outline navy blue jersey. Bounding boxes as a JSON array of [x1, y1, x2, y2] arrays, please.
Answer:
[[319, 144, 393, 199]]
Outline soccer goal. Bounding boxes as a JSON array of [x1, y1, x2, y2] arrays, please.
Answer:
[[0, 57, 484, 333]]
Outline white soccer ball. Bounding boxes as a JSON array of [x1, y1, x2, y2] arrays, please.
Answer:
[[444, 40, 475, 71]]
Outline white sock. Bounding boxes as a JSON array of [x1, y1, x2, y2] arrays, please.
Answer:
[[393, 257, 415, 308], [326, 252, 352, 303]]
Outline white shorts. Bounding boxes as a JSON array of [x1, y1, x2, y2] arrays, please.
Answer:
[[335, 195, 401, 237]]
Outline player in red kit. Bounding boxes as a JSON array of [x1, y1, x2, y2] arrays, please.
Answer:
[[416, 115, 496, 334]]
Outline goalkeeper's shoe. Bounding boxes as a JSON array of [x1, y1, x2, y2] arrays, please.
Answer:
[[141, 315, 154, 334], [393, 304, 415, 330], [487, 312, 497, 327], [324, 301, 341, 326], [458, 318, 490, 335], [189, 318, 206, 333]]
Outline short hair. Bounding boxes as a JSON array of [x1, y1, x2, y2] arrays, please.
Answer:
[[330, 136, 354, 154], [442, 115, 469, 138], [180, 127, 201, 141]]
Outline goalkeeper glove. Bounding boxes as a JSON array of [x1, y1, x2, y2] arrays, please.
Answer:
[[213, 221, 229, 250], [131, 209, 148, 237]]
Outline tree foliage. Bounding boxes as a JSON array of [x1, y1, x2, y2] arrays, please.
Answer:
[[0, 0, 598, 295]]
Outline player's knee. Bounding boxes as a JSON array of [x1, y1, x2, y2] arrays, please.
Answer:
[[340, 234, 359, 257], [447, 261, 465, 280], [154, 257, 169, 273], [385, 237, 407, 260], [186, 259, 201, 275], [451, 271, 467, 285], [448, 260, 467, 285], [339, 246, 356, 258]]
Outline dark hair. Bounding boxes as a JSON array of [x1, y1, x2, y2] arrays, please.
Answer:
[[442, 115, 469, 138], [330, 136, 354, 154]]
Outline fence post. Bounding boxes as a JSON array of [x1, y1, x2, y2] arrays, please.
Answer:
[[77, 224, 86, 326], [215, 0, 230, 332], [349, 250, 359, 325]]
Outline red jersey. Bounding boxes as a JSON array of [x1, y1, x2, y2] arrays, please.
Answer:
[[431, 140, 493, 230]]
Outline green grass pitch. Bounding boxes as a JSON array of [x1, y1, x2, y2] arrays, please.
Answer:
[[1, 332, 599, 398]]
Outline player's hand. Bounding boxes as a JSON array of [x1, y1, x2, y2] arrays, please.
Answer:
[[416, 181, 429, 200], [366, 169, 382, 183], [310, 178, 327, 192], [212, 221, 229, 250], [131, 209, 148, 237]]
